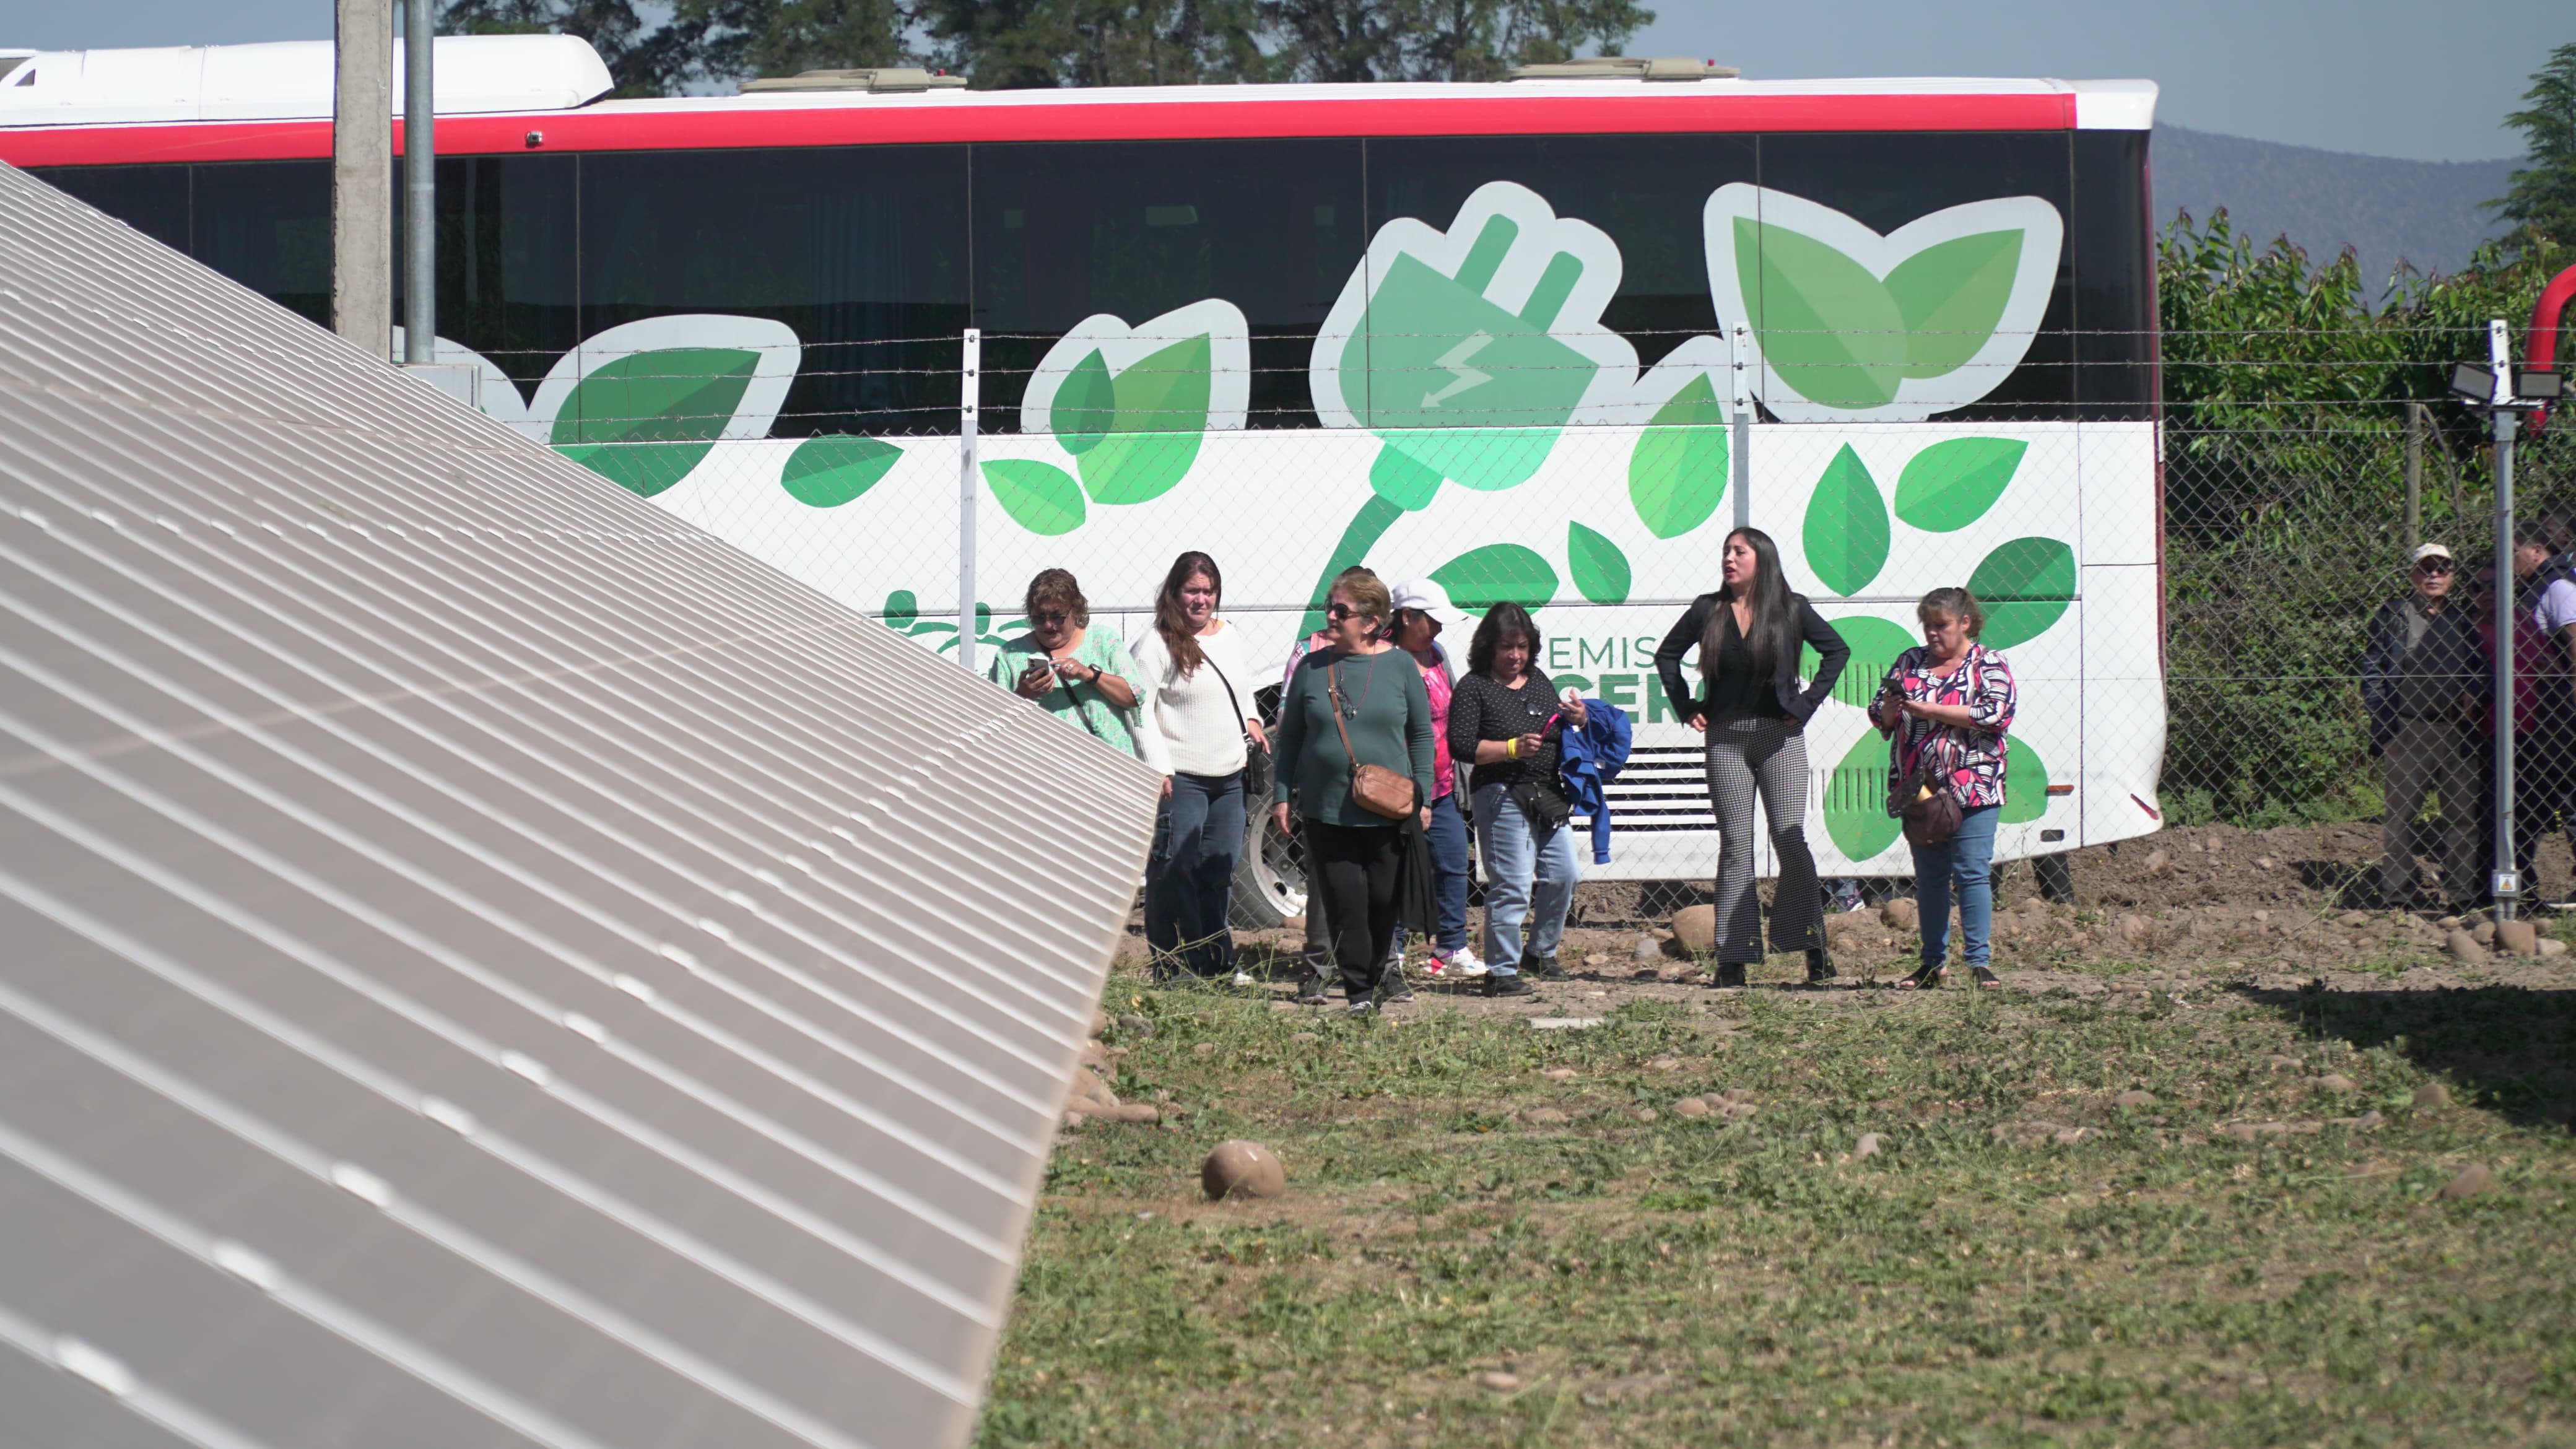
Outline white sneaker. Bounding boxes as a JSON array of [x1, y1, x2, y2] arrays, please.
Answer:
[[1230, 971, 1255, 987], [1441, 947, 1490, 978]]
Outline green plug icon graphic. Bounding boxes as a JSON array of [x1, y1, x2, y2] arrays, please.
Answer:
[[1313, 181, 1632, 510]]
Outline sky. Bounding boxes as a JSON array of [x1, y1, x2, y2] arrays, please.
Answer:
[[4, 0, 2569, 163]]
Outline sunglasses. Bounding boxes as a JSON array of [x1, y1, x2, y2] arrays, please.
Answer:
[[1029, 611, 1073, 625], [1326, 603, 1360, 621], [2414, 560, 2455, 575]]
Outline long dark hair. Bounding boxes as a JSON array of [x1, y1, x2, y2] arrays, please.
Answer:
[[1468, 601, 1543, 677], [1704, 527, 1796, 679], [1152, 551, 1221, 676]]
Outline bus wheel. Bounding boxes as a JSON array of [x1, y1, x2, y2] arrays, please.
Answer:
[[1231, 807, 1307, 929], [2035, 853, 2074, 903]]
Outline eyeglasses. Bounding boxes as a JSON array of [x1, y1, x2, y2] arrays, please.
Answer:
[[1029, 611, 1073, 625], [2414, 560, 2455, 575], [1326, 603, 1360, 621]]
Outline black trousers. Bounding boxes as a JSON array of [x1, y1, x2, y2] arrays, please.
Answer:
[[1304, 820, 1405, 1001]]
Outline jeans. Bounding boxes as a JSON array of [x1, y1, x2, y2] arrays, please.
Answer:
[[2378, 719, 2479, 905], [1473, 781, 1578, 972], [1305, 820, 1405, 1000], [1425, 791, 1471, 954], [1144, 771, 1246, 978], [1912, 803, 2000, 968]]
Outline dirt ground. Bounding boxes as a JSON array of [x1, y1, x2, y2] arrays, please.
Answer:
[[1129, 820, 2576, 1006]]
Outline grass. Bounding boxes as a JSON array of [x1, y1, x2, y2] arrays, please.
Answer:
[[976, 965, 2576, 1447]]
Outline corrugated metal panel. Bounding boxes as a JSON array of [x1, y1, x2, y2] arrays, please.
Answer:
[[0, 160, 1157, 1449]]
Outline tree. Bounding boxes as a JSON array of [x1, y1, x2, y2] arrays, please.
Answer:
[[2492, 41, 2576, 245], [915, 0, 1273, 89]]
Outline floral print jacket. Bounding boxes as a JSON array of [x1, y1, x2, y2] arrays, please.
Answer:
[[1876, 643, 2017, 812]]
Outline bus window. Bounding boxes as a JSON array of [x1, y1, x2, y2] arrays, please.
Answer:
[[193, 159, 333, 329], [970, 138, 1365, 430], [394, 153, 577, 402], [1364, 134, 1757, 371], [33, 163, 188, 255], [580, 145, 970, 436], [1754, 133, 2077, 420], [2071, 129, 2155, 419]]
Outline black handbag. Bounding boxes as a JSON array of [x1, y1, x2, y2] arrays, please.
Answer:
[[1207, 656, 1272, 800]]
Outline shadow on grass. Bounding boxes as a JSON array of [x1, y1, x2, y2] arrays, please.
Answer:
[[2240, 980, 2576, 1129]]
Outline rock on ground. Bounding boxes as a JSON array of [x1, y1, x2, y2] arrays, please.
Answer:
[[1201, 1139, 1286, 1200], [1671, 904, 1718, 954]]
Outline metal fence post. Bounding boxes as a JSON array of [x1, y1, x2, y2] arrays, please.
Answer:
[[2404, 402, 2423, 552], [958, 327, 981, 677], [1730, 323, 1752, 529], [401, 0, 433, 365], [2488, 320, 2521, 920]]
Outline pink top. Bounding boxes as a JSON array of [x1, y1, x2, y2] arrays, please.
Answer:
[[1414, 648, 1456, 800]]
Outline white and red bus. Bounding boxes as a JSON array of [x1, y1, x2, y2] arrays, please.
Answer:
[[1, 38, 2165, 920]]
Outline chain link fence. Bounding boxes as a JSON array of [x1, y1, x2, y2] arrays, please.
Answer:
[[435, 315, 2576, 898]]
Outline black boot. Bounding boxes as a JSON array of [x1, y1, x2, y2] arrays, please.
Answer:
[[1806, 947, 1837, 985], [1713, 961, 1747, 988]]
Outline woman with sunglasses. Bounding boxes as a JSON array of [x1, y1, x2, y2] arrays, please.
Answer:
[[986, 568, 1144, 758], [2361, 542, 2486, 910], [1269, 569, 1435, 1016]]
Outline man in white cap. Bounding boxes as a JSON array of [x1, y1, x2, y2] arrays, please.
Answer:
[[2361, 542, 2486, 909]]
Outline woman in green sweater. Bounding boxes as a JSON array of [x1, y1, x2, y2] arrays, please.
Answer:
[[1270, 570, 1435, 1016]]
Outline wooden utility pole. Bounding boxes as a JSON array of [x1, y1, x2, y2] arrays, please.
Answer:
[[2405, 402, 2424, 552], [333, 0, 392, 356]]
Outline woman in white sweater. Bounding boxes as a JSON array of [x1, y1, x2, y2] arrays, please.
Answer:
[[1132, 552, 1269, 983]]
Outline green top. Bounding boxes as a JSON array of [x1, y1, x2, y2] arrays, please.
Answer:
[[988, 627, 1144, 759], [1271, 646, 1436, 827]]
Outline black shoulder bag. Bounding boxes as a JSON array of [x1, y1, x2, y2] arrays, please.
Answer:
[[1205, 655, 1273, 799]]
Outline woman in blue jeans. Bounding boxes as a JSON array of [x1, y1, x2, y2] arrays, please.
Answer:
[[1448, 603, 1586, 996], [1868, 588, 2019, 988]]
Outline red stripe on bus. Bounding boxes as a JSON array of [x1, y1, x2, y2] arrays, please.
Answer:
[[0, 92, 2077, 167]]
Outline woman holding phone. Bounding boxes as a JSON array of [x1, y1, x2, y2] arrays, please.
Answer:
[[1869, 587, 2017, 990], [1269, 570, 1435, 1016], [986, 568, 1143, 759], [1653, 528, 1850, 988], [1133, 552, 1269, 985]]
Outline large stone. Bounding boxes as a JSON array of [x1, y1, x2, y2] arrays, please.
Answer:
[[1107, 1102, 1161, 1124], [2317, 1074, 2357, 1094], [2496, 919, 2539, 956], [1634, 934, 1664, 962], [2447, 929, 2488, 961], [2437, 1163, 2494, 1199], [1118, 1013, 1157, 1038], [2113, 1089, 2157, 1108], [2413, 1081, 2452, 1109], [2473, 921, 2499, 946], [2543, 938, 2569, 958], [1201, 1139, 1286, 1200], [2144, 849, 2170, 877], [1854, 1131, 1883, 1160], [1671, 905, 1718, 954], [1671, 1097, 1712, 1118], [1881, 897, 1920, 930]]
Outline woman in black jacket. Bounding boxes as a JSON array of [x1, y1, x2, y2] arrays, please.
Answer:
[[1652, 527, 1850, 986]]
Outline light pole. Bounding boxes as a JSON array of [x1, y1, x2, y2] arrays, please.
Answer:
[[2452, 320, 2565, 921], [402, 0, 434, 365]]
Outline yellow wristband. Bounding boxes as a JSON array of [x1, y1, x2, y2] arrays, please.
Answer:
[[1505, 737, 1518, 759]]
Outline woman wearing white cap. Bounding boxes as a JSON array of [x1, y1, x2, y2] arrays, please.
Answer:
[[1388, 578, 1486, 980]]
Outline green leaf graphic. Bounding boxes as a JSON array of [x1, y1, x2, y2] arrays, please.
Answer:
[[1999, 736, 2050, 824], [1568, 523, 1632, 604], [1893, 437, 2026, 533], [1056, 349, 1115, 455], [985, 458, 1087, 535], [780, 435, 901, 508], [1802, 445, 1890, 597], [1825, 731, 1904, 864], [1802, 616, 1918, 710], [882, 590, 920, 630], [550, 346, 760, 497], [1079, 334, 1211, 505], [1738, 217, 1907, 409], [1627, 374, 1730, 539], [1884, 230, 2022, 380], [1969, 536, 2076, 648], [1431, 544, 1558, 612]]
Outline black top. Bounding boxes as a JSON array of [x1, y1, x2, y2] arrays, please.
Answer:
[[1448, 668, 1562, 789], [1652, 592, 1851, 726], [1700, 610, 1775, 723]]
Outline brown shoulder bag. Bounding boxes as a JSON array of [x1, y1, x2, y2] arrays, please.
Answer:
[[1327, 654, 1419, 820]]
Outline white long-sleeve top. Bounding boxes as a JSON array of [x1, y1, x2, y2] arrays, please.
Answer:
[[1130, 619, 1254, 778]]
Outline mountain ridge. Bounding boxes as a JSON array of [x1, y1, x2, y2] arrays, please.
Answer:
[[2151, 124, 2518, 290]]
